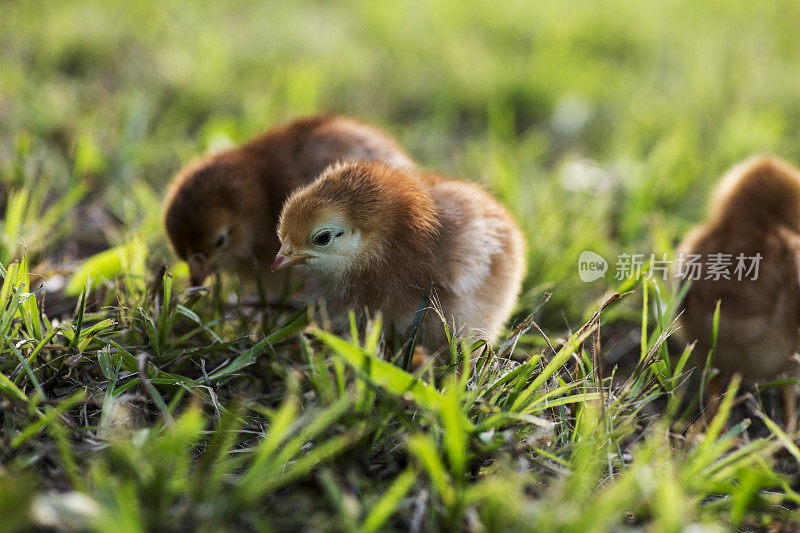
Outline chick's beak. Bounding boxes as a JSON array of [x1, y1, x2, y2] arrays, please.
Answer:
[[187, 256, 208, 286], [271, 242, 310, 272]]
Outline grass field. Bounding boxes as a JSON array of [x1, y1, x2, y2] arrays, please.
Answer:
[[2, 0, 800, 530]]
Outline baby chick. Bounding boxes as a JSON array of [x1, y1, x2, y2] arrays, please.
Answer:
[[272, 161, 526, 349], [163, 115, 414, 286], [676, 155, 800, 430]]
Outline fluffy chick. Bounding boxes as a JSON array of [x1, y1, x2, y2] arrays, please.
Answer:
[[676, 155, 800, 430], [272, 161, 526, 349], [163, 115, 414, 286]]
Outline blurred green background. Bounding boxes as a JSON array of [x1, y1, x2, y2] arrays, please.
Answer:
[[2, 0, 800, 319]]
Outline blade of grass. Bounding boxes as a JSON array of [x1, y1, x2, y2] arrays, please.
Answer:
[[360, 468, 417, 533]]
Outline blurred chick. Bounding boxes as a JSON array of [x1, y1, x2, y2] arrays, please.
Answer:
[[676, 155, 800, 431], [163, 115, 414, 286], [272, 161, 526, 349]]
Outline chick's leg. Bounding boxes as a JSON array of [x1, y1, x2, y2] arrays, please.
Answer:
[[780, 384, 797, 434], [411, 346, 432, 370]]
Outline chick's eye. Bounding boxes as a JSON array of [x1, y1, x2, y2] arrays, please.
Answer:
[[213, 231, 229, 250], [312, 230, 332, 247]]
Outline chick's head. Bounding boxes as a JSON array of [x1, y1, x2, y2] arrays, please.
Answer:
[[711, 155, 800, 229], [273, 209, 362, 277], [164, 159, 260, 285], [273, 162, 436, 278]]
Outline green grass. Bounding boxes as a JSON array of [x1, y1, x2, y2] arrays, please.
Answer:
[[2, 0, 800, 530]]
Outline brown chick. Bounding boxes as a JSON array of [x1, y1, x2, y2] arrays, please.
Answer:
[[272, 161, 526, 350], [163, 115, 414, 286], [676, 155, 800, 431]]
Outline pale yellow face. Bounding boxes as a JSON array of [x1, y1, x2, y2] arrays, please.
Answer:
[[273, 215, 363, 277]]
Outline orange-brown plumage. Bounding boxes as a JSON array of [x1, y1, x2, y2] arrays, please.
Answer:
[[274, 161, 526, 349], [676, 155, 800, 428], [163, 115, 414, 285]]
